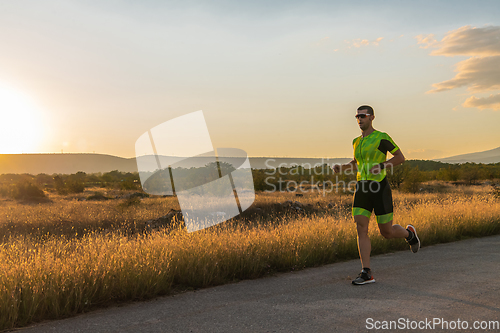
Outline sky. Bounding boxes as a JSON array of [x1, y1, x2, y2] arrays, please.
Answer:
[[0, 0, 499, 160]]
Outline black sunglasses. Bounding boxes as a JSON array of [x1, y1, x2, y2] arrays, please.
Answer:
[[355, 114, 372, 119]]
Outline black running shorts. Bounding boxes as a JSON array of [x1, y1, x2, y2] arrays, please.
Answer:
[[352, 177, 393, 224]]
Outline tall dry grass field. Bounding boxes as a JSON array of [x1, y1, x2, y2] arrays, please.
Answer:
[[0, 184, 499, 330]]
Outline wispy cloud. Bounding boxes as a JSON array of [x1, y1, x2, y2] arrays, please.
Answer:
[[463, 94, 500, 110], [314, 36, 383, 52], [344, 37, 383, 48], [315, 36, 330, 46], [388, 35, 404, 42], [429, 56, 500, 92], [415, 34, 437, 49], [422, 25, 500, 110], [431, 25, 500, 57]]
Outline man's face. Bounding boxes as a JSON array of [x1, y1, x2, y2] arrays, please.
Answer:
[[355, 109, 373, 131]]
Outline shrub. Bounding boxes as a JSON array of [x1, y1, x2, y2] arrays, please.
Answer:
[[120, 179, 140, 191], [400, 167, 423, 193], [493, 186, 500, 199], [86, 192, 110, 201], [66, 180, 85, 194], [53, 175, 67, 195], [461, 165, 480, 185], [11, 181, 46, 200], [437, 166, 460, 182], [119, 196, 142, 207], [0, 184, 10, 198], [388, 164, 408, 189]]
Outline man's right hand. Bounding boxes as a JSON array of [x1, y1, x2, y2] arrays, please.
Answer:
[[332, 164, 341, 174]]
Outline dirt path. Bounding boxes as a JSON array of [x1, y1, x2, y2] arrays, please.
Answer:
[[22, 235, 500, 332]]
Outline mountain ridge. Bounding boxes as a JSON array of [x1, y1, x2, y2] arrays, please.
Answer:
[[433, 146, 500, 164], [0, 154, 351, 175]]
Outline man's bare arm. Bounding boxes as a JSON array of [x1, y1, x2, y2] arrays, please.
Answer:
[[385, 149, 405, 168]]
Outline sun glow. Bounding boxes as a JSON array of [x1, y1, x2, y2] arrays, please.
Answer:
[[0, 85, 44, 154]]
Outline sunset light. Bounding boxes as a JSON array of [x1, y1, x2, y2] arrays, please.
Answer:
[[1, 1, 500, 331], [0, 85, 44, 154]]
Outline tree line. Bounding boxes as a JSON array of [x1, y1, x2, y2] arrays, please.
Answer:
[[252, 160, 500, 193], [1, 160, 499, 200], [0, 170, 141, 199]]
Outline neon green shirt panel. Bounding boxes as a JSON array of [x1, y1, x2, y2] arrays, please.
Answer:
[[352, 130, 399, 182]]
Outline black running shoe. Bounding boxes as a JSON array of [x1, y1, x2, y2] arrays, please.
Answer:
[[352, 270, 375, 285], [406, 224, 420, 253]]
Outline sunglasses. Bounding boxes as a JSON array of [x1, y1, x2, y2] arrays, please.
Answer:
[[355, 114, 372, 119]]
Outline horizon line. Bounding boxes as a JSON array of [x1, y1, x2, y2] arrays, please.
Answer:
[[0, 152, 353, 159]]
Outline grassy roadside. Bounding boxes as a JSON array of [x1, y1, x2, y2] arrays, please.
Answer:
[[1, 186, 499, 330]]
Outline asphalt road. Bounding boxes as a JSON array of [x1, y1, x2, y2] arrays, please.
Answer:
[[21, 235, 500, 333]]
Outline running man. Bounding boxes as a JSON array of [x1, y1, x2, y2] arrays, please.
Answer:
[[332, 105, 420, 285]]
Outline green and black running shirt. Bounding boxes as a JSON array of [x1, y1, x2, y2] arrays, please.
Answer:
[[352, 130, 399, 182]]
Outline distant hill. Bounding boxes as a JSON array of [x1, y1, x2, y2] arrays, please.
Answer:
[[0, 154, 138, 175], [434, 146, 500, 164], [0, 154, 351, 175]]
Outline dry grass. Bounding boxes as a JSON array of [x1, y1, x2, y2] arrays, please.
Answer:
[[0, 189, 180, 242], [0, 183, 499, 330]]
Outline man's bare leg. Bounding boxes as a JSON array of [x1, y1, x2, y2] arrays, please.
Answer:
[[378, 220, 420, 253], [354, 215, 371, 269], [377, 221, 409, 239]]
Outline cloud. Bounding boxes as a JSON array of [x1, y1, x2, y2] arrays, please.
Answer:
[[429, 56, 500, 92], [315, 36, 330, 46], [415, 34, 437, 49], [372, 37, 384, 46], [423, 25, 500, 110], [431, 25, 500, 57], [344, 37, 383, 48], [463, 93, 500, 110], [389, 35, 404, 42]]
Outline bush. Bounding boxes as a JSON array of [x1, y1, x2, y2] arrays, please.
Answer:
[[461, 165, 480, 185], [120, 179, 140, 191], [0, 185, 10, 198], [400, 167, 423, 193], [388, 164, 408, 189], [11, 181, 46, 200], [119, 196, 142, 207], [437, 166, 460, 182], [86, 192, 110, 201], [66, 180, 85, 194], [53, 175, 67, 195], [493, 186, 500, 199]]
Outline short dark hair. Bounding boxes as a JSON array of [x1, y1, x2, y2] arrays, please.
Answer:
[[357, 105, 374, 115]]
